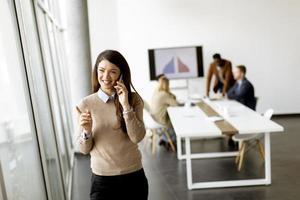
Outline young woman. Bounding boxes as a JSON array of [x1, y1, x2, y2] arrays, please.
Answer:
[[76, 50, 148, 200], [150, 76, 179, 148]]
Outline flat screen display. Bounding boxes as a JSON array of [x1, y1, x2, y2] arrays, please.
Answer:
[[148, 46, 203, 80]]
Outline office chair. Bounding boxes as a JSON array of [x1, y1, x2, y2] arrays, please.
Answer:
[[143, 100, 176, 154], [233, 109, 274, 171]]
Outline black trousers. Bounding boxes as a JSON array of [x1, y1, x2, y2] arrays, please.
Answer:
[[213, 81, 224, 93], [90, 168, 148, 200]]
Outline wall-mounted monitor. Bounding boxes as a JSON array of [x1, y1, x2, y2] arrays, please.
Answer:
[[148, 46, 203, 80]]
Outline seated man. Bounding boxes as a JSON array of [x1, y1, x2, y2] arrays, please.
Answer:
[[227, 65, 256, 110]]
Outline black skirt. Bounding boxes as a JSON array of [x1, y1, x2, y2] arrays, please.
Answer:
[[90, 168, 148, 200]]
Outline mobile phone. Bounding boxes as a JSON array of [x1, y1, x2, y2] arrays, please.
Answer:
[[75, 106, 82, 114], [118, 74, 123, 82]]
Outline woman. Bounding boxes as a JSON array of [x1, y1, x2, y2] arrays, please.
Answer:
[[76, 50, 148, 200], [150, 76, 179, 148]]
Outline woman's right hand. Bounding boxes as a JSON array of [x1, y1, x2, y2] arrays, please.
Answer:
[[77, 107, 93, 133]]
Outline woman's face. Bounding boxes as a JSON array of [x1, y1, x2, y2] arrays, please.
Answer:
[[97, 59, 121, 91]]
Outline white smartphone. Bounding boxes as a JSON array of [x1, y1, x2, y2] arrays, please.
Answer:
[[119, 74, 123, 82], [115, 74, 123, 95]]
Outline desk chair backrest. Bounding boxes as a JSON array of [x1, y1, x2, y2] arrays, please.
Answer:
[[142, 100, 176, 154], [143, 99, 151, 113], [263, 109, 274, 120], [233, 108, 275, 142], [143, 99, 163, 130]]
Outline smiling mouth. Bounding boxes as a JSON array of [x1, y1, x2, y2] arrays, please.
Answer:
[[102, 80, 113, 85]]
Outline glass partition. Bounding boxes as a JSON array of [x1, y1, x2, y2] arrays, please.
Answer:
[[0, 0, 47, 199]]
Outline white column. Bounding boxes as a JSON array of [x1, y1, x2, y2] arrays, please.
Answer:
[[62, 0, 92, 148]]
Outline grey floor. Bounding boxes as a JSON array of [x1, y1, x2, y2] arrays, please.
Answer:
[[71, 116, 300, 200]]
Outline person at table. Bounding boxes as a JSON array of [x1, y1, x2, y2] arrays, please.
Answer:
[[154, 74, 169, 92], [206, 53, 235, 97], [156, 74, 165, 84], [227, 65, 256, 110], [150, 76, 179, 149]]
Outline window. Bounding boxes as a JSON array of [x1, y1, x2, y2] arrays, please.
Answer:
[[0, 1, 47, 199]]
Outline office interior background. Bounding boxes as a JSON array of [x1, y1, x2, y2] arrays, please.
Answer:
[[0, 0, 299, 200]]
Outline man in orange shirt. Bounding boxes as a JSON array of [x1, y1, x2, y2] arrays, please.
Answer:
[[206, 53, 235, 97]]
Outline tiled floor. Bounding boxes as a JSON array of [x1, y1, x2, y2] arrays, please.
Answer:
[[72, 116, 300, 200]]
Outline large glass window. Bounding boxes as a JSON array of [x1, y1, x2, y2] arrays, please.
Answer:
[[0, 0, 47, 199], [35, 9, 72, 189], [0, 0, 76, 199], [13, 0, 67, 199]]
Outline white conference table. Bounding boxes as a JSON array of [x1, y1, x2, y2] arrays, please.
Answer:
[[167, 99, 284, 190]]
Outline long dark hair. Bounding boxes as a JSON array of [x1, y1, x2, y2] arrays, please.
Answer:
[[92, 50, 142, 133]]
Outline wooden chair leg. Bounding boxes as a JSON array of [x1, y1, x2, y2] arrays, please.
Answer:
[[152, 129, 157, 155], [238, 142, 246, 171], [235, 154, 240, 164], [238, 141, 242, 149], [143, 129, 151, 150], [164, 129, 176, 152], [143, 130, 148, 150], [235, 141, 243, 164], [257, 140, 265, 161]]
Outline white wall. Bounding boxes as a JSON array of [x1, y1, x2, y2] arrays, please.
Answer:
[[88, 0, 300, 114], [87, 0, 119, 56]]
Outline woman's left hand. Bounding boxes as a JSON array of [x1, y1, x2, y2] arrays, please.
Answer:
[[114, 80, 131, 111]]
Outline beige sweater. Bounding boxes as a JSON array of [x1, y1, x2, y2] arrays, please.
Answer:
[[76, 92, 146, 176], [150, 90, 179, 127]]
